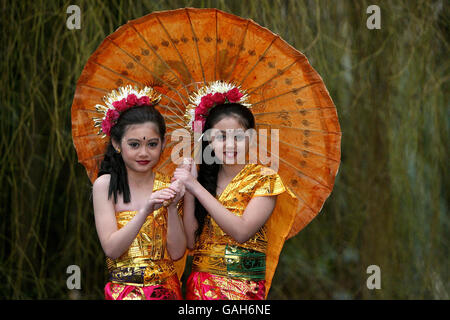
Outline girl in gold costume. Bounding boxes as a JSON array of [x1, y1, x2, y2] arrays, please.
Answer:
[[173, 82, 295, 300], [91, 86, 186, 300]]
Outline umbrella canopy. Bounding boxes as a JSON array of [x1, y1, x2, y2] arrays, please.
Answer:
[[71, 7, 341, 293]]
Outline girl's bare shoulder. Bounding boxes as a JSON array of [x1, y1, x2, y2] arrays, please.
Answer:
[[93, 174, 111, 192]]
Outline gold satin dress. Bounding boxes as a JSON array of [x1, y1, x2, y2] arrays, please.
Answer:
[[186, 163, 295, 300], [104, 171, 185, 300]]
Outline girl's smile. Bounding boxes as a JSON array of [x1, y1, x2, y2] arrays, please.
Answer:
[[223, 151, 238, 161], [210, 116, 249, 165], [136, 160, 150, 165]]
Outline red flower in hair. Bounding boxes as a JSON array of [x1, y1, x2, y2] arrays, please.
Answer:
[[194, 111, 204, 121], [112, 98, 128, 112], [211, 92, 226, 105], [106, 109, 120, 122], [196, 102, 209, 116], [196, 92, 225, 121], [101, 109, 119, 136], [225, 87, 244, 103], [126, 94, 138, 107], [101, 119, 112, 136], [137, 96, 151, 106], [186, 82, 248, 134], [200, 93, 214, 109]]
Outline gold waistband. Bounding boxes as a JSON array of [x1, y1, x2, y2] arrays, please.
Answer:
[[107, 259, 176, 286], [192, 244, 266, 281]]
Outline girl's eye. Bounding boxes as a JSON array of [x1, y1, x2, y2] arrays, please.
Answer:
[[215, 134, 226, 142], [129, 142, 139, 148], [148, 142, 158, 147], [235, 134, 245, 141]]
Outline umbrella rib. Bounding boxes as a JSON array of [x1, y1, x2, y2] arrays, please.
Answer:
[[76, 113, 185, 135], [214, 9, 218, 81], [77, 82, 184, 121], [284, 187, 316, 215], [158, 114, 181, 119], [156, 141, 181, 170], [163, 118, 185, 128], [253, 106, 336, 116], [158, 103, 184, 115], [224, 20, 250, 81], [160, 140, 178, 150], [156, 157, 172, 171], [77, 84, 109, 93], [91, 60, 183, 111], [128, 23, 191, 99], [256, 122, 341, 135], [91, 61, 144, 87], [76, 96, 185, 127], [78, 108, 101, 114], [155, 15, 196, 85], [257, 132, 340, 162], [258, 144, 332, 191], [238, 34, 278, 87], [74, 133, 102, 138], [251, 81, 322, 106], [78, 107, 183, 123], [185, 8, 206, 85], [166, 123, 185, 129], [157, 103, 187, 125], [105, 38, 187, 113], [84, 61, 186, 123], [246, 58, 303, 95], [79, 153, 105, 162]]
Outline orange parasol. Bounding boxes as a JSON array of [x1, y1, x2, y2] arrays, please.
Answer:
[[71, 8, 341, 293]]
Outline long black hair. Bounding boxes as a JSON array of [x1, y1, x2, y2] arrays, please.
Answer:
[[195, 103, 255, 237], [97, 105, 166, 203]]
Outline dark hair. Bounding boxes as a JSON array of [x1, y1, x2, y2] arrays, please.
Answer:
[[195, 103, 255, 237], [97, 105, 166, 203]]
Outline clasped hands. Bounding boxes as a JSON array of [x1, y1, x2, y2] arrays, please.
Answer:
[[142, 158, 197, 215], [171, 157, 197, 191]]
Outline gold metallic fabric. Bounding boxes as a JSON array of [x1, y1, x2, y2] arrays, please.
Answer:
[[192, 164, 293, 287], [106, 171, 186, 286]]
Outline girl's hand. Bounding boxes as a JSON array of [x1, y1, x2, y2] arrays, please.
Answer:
[[142, 189, 176, 214], [167, 180, 186, 209], [171, 158, 197, 181], [183, 157, 198, 179], [172, 167, 196, 191]]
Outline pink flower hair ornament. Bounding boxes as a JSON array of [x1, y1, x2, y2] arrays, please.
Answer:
[[184, 81, 251, 133], [92, 85, 161, 137]]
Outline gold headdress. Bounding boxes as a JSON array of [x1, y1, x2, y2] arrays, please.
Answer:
[[184, 81, 251, 132], [93, 85, 161, 137]]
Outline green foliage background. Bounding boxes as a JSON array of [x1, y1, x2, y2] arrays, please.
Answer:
[[0, 0, 448, 299]]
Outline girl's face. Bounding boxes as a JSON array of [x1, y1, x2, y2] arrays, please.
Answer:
[[210, 116, 250, 165], [113, 122, 165, 174]]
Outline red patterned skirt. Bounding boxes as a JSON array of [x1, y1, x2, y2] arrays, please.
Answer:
[[186, 271, 265, 300], [104, 274, 182, 300]]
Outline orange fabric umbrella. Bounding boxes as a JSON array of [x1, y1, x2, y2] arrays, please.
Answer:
[[71, 7, 341, 293]]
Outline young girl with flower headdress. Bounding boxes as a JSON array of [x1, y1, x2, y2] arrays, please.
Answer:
[[92, 86, 186, 300], [173, 82, 294, 300]]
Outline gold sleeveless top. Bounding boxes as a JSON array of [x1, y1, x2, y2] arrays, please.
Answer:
[[106, 171, 182, 286], [192, 164, 290, 281]]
